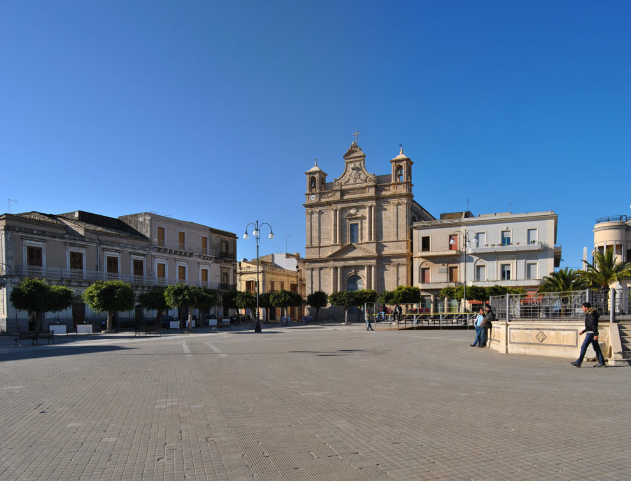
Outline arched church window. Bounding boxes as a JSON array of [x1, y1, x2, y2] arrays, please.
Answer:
[[309, 176, 316, 192], [346, 275, 363, 292], [396, 165, 403, 182]]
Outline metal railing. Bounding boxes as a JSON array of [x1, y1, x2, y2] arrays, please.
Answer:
[[152, 238, 235, 260], [13, 265, 236, 291], [595, 215, 628, 224], [369, 312, 471, 329], [490, 289, 631, 321]]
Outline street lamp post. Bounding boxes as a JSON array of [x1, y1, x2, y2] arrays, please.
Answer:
[[450, 230, 475, 312], [243, 221, 274, 327]]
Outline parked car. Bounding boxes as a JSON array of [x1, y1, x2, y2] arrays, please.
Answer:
[[161, 315, 175, 328]]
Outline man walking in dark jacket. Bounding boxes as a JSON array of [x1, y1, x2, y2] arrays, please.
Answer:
[[571, 302, 606, 368]]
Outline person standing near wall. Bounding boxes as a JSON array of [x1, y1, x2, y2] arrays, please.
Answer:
[[470, 308, 485, 347], [571, 302, 606, 368], [479, 305, 495, 348]]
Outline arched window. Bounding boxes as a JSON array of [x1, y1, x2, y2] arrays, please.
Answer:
[[346, 275, 363, 292], [396, 165, 403, 182], [309, 176, 316, 192]]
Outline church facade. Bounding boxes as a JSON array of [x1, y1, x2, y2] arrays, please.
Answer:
[[303, 141, 433, 296]]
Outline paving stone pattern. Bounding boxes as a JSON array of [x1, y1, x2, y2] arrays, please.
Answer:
[[0, 324, 630, 480]]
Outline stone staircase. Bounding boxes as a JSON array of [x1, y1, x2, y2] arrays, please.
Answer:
[[610, 321, 631, 366]]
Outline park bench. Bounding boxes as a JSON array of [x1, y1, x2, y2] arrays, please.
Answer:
[[134, 324, 162, 337], [14, 330, 55, 347]]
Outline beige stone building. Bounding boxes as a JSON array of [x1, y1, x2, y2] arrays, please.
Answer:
[[0, 210, 238, 332], [304, 141, 433, 296], [592, 214, 631, 310], [237, 253, 305, 321]]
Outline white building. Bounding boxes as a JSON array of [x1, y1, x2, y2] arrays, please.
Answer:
[[592, 214, 631, 311], [412, 211, 561, 310]]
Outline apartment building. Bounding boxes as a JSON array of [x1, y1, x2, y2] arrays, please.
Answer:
[[412, 211, 561, 310], [0, 210, 238, 332], [118, 212, 237, 292]]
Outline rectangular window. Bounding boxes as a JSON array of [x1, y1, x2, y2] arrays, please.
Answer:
[[157, 263, 166, 279], [501, 231, 511, 246], [280, 281, 285, 290], [449, 235, 458, 250], [270, 281, 275, 292], [106, 256, 118, 275], [201, 269, 208, 283], [70, 251, 83, 270], [526, 263, 537, 280], [178, 231, 186, 250], [290, 283, 298, 292], [475, 232, 486, 247], [246, 280, 255, 292], [475, 265, 486, 282], [627, 249, 631, 263], [201, 236, 208, 255], [501, 264, 511, 280], [350, 223, 359, 243], [133, 259, 144, 277], [222, 271, 229, 284], [157, 227, 165, 247], [222, 240, 228, 253], [421, 236, 430, 252], [421, 268, 430, 283], [27, 246, 43, 267], [527, 229, 537, 244], [448, 266, 458, 282], [178, 265, 186, 281]]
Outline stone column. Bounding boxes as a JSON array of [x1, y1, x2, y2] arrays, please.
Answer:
[[331, 209, 337, 244], [337, 208, 341, 244], [331, 267, 336, 293], [338, 267, 343, 291], [372, 204, 376, 241]]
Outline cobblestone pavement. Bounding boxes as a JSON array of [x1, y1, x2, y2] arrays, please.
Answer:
[[1, 323, 629, 481]]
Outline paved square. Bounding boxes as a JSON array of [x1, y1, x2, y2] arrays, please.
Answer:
[[1, 324, 629, 480]]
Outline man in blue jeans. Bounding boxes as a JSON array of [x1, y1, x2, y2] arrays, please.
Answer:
[[470, 308, 485, 347], [571, 302, 606, 368]]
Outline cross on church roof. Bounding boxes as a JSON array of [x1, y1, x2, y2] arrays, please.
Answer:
[[352, 130, 361, 143]]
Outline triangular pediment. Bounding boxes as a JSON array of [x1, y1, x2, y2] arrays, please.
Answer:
[[327, 243, 375, 259]]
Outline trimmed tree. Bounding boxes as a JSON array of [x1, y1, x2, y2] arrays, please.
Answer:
[[83, 280, 136, 332], [349, 289, 378, 322], [235, 291, 257, 319], [390, 285, 421, 305], [137, 287, 169, 325], [164, 284, 216, 331], [306, 291, 328, 322], [221, 290, 239, 320], [269, 289, 303, 323], [258, 292, 271, 322], [328, 291, 353, 324], [10, 278, 75, 331]]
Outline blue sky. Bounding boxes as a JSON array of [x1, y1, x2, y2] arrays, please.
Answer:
[[1, 1, 629, 267]]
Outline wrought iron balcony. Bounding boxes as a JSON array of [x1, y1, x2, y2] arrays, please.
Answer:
[[13, 265, 231, 290], [595, 215, 628, 224]]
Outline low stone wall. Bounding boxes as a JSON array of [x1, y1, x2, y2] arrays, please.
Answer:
[[489, 320, 611, 360]]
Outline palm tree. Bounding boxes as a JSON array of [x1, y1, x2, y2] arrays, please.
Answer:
[[579, 249, 631, 289], [537, 268, 587, 293]]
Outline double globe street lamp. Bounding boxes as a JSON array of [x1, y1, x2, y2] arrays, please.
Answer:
[[243, 221, 274, 327]]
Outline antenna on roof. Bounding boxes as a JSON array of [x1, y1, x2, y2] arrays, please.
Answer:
[[8, 199, 18, 214], [466, 199, 470, 211]]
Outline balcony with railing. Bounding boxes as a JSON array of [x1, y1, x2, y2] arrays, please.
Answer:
[[152, 238, 236, 261], [13, 265, 236, 290], [595, 215, 628, 224]]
